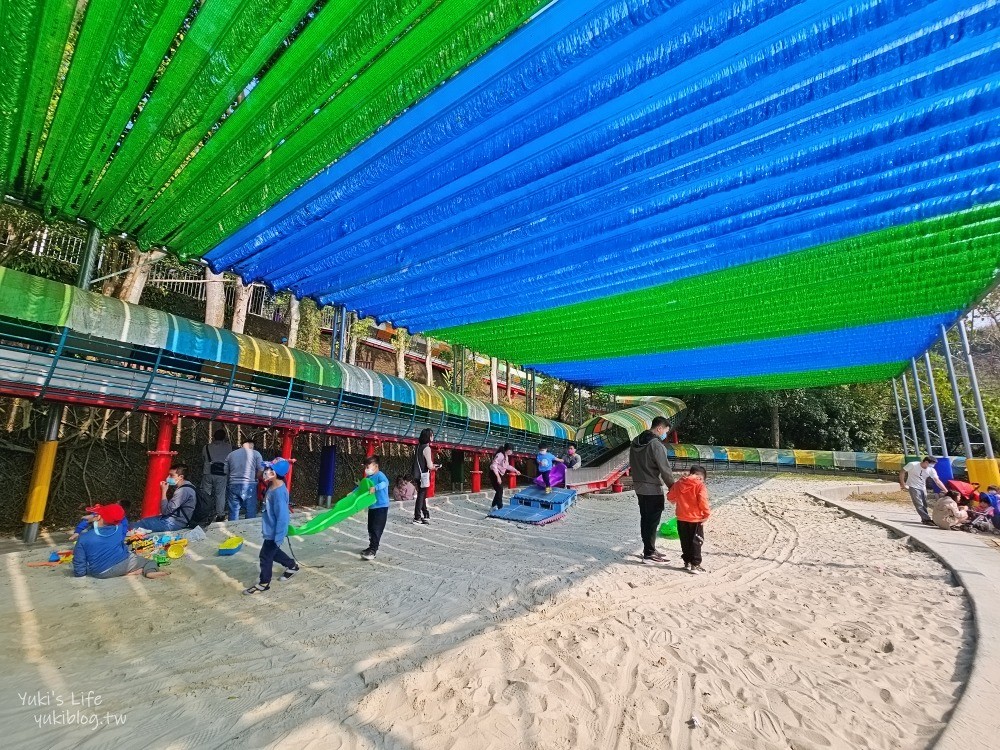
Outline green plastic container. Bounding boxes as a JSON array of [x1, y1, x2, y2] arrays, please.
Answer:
[[659, 518, 678, 538]]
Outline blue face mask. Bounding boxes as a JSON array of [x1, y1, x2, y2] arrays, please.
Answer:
[[659, 432, 667, 441], [166, 476, 177, 486]]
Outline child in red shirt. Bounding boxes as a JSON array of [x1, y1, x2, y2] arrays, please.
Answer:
[[667, 465, 711, 574]]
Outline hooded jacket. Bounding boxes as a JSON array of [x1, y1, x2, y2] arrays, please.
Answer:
[[667, 475, 711, 522], [629, 430, 675, 495]]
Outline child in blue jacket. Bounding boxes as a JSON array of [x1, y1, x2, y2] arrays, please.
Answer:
[[362, 455, 391, 561], [244, 459, 299, 594]]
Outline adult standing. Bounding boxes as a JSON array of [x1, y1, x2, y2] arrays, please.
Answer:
[[489, 443, 521, 510], [899, 456, 947, 526], [226, 435, 264, 521], [628, 416, 675, 563], [411, 428, 441, 524], [202, 428, 233, 522]]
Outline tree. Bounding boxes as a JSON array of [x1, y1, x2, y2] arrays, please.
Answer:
[[505, 361, 513, 403], [230, 277, 252, 334], [286, 295, 300, 348], [424, 336, 434, 386], [117, 247, 165, 304], [391, 327, 410, 378], [348, 314, 373, 366], [204, 268, 225, 327]]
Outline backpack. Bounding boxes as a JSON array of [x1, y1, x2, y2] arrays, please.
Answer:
[[185, 485, 215, 529]]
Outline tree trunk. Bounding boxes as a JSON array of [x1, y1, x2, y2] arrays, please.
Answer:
[[555, 382, 573, 422], [230, 278, 252, 334], [392, 328, 409, 378], [204, 268, 226, 327], [286, 295, 300, 348], [489, 357, 499, 404], [771, 400, 781, 449], [118, 248, 165, 304], [425, 337, 434, 386], [505, 361, 513, 403]]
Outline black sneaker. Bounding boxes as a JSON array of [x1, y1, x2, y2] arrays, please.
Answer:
[[420, 518, 429, 525], [642, 552, 668, 564], [361, 550, 375, 561], [921, 519, 936, 526], [279, 565, 300, 581]]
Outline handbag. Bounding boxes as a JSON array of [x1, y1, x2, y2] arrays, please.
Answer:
[[419, 471, 431, 489]]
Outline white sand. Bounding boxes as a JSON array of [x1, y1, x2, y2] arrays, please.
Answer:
[[0, 478, 971, 749]]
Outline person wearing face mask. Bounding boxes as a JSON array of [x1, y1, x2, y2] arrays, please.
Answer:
[[561, 442, 582, 471], [628, 416, 676, 564], [72, 503, 169, 579], [244, 459, 299, 594], [137, 463, 197, 533], [361, 456, 391, 561]]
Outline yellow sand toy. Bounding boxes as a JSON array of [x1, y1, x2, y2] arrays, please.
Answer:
[[166, 539, 188, 559], [218, 537, 244, 556]]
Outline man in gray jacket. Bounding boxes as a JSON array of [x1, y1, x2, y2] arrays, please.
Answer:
[[628, 416, 675, 563], [202, 428, 233, 522]]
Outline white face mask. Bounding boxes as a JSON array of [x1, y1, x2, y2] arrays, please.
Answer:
[[364, 468, 376, 477]]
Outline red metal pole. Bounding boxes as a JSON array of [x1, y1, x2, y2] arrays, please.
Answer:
[[428, 464, 436, 499], [365, 439, 375, 457], [508, 460, 517, 490], [471, 453, 482, 493], [279, 428, 297, 493], [142, 413, 178, 517]]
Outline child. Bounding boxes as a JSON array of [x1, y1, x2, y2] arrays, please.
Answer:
[[72, 504, 168, 580], [536, 444, 558, 494], [362, 456, 390, 561], [392, 476, 416, 505], [666, 465, 711, 574], [243, 459, 299, 594]]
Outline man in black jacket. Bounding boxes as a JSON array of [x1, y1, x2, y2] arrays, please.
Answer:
[[628, 417, 675, 563]]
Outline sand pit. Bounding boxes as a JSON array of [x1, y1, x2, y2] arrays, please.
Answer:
[[0, 478, 971, 749]]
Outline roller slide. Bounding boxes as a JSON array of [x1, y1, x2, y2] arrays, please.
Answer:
[[287, 478, 375, 536]]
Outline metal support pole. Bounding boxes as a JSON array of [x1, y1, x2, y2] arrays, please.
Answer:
[[339, 307, 349, 362], [76, 224, 101, 290], [330, 306, 341, 359], [958, 320, 994, 459], [279, 428, 297, 492], [900, 372, 920, 455], [941, 324, 974, 458], [22, 406, 63, 543], [892, 379, 910, 456], [910, 358, 933, 455], [142, 413, 179, 517], [924, 352, 948, 455]]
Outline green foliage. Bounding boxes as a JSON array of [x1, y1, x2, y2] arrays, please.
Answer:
[[679, 383, 892, 451], [296, 297, 322, 354]]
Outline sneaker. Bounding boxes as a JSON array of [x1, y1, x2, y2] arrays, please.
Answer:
[[361, 550, 375, 561], [690, 565, 706, 574], [420, 518, 429, 525], [242, 582, 270, 595], [412, 519, 422, 525], [683, 563, 691, 572], [545, 487, 552, 494], [921, 519, 936, 526], [643, 552, 668, 564], [279, 565, 300, 581]]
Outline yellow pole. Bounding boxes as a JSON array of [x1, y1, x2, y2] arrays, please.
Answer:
[[23, 441, 58, 524], [22, 406, 63, 543]]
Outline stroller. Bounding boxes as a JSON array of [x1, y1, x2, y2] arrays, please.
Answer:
[[945, 480, 997, 532]]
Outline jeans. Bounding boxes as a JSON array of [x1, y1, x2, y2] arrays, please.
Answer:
[[259, 539, 296, 585], [202, 474, 228, 517], [368, 507, 389, 552], [490, 474, 504, 509], [908, 487, 930, 522], [414, 487, 429, 520], [637, 494, 664, 557], [228, 483, 258, 520], [539, 470, 551, 488], [677, 521, 705, 567], [137, 515, 184, 533]]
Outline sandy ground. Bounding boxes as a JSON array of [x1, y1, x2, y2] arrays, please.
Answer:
[[0, 477, 972, 750]]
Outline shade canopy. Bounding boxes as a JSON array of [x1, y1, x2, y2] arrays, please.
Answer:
[[4, 0, 1000, 393]]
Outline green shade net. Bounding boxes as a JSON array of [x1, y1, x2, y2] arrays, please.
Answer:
[[0, 0, 545, 253], [430, 204, 1000, 366]]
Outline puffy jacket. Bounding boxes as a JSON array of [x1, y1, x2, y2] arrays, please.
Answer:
[[628, 430, 675, 495], [667, 475, 711, 522]]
